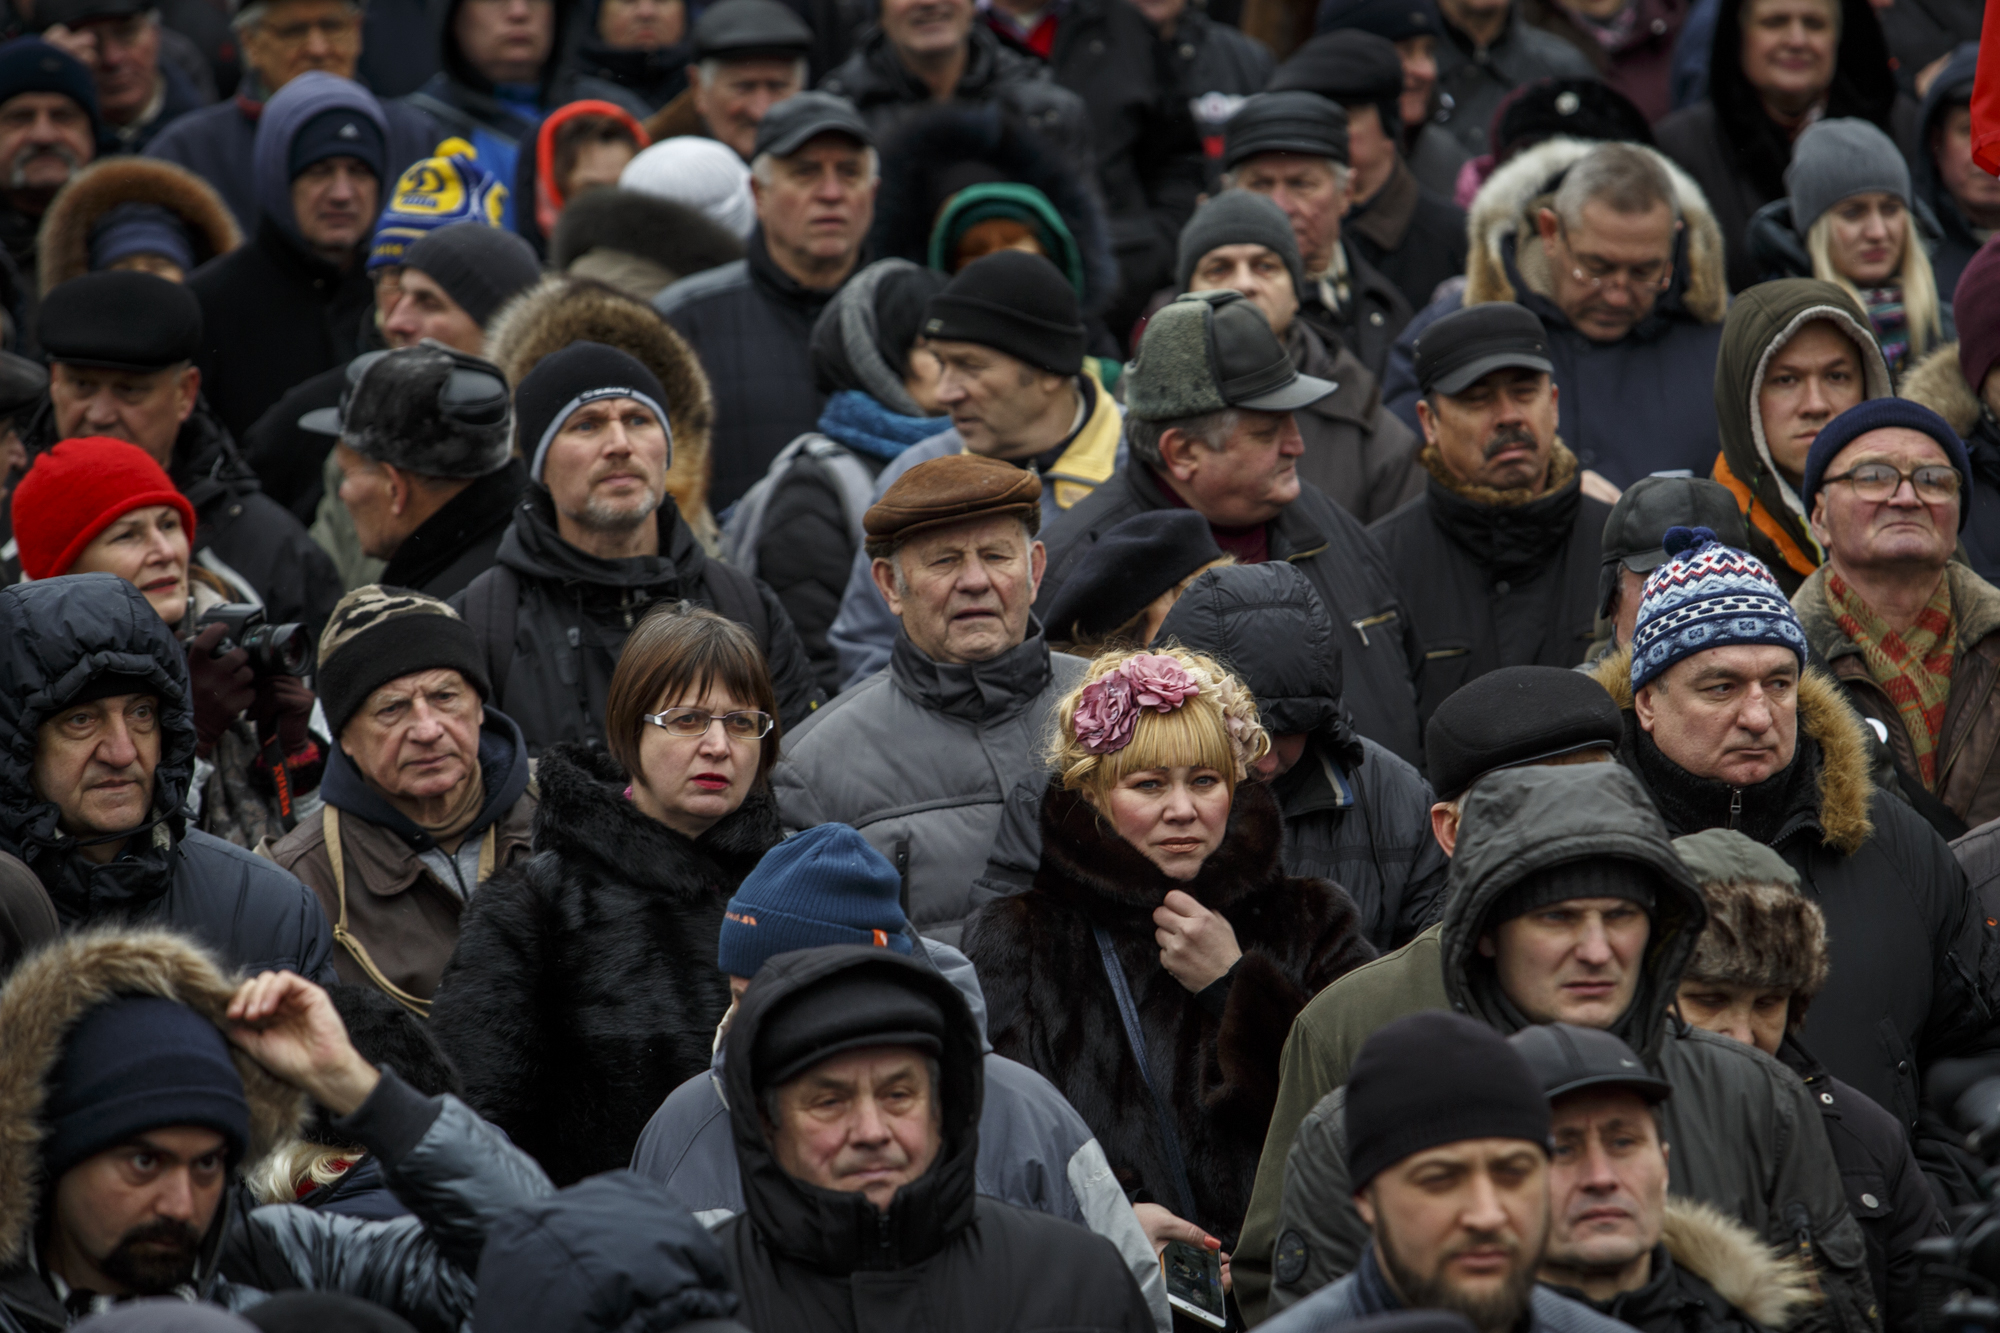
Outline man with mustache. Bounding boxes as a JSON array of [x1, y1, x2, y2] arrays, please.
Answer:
[[0, 40, 100, 354], [1370, 301, 1612, 731]]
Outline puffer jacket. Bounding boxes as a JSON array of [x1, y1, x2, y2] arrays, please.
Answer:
[[1381, 137, 1730, 490], [1591, 643, 2000, 1207], [1369, 440, 1611, 728], [1550, 1199, 1821, 1333], [628, 940, 1172, 1330], [1794, 561, 2000, 833], [429, 743, 781, 1187], [1709, 279, 1894, 595], [1287, 320, 1424, 525], [714, 947, 1156, 1333], [450, 486, 821, 756], [1235, 764, 1877, 1333], [0, 576, 333, 984], [0, 929, 554, 1333], [964, 779, 1376, 1247], [1900, 340, 2000, 584], [772, 626, 1085, 946]]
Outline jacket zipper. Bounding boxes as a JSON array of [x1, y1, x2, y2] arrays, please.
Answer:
[[1728, 789, 1742, 829]]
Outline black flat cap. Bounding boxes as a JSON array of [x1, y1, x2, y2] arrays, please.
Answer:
[[1269, 31, 1404, 108], [0, 349, 47, 417], [1043, 511, 1224, 646], [1314, 0, 1440, 42], [1223, 91, 1349, 172], [1510, 1023, 1673, 1104], [39, 270, 201, 372], [1414, 301, 1552, 397], [1426, 665, 1623, 800], [1601, 476, 1746, 574], [691, 0, 814, 60], [753, 90, 871, 158]]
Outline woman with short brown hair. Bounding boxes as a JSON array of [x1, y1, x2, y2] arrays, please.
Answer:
[[431, 601, 784, 1184]]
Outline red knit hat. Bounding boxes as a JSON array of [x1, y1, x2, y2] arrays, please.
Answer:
[[12, 437, 197, 579]]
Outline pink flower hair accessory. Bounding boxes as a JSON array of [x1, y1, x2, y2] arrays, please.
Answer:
[[1072, 655, 1202, 755]]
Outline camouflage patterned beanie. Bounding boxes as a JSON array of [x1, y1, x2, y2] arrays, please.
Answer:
[[317, 585, 492, 740]]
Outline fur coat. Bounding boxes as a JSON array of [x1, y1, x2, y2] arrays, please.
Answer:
[[428, 742, 781, 1187], [962, 778, 1375, 1244]]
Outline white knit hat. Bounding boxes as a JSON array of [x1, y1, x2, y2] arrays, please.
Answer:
[[620, 137, 756, 240]]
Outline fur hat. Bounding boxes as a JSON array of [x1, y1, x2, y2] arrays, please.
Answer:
[[337, 344, 513, 480], [1674, 829, 1829, 1003]]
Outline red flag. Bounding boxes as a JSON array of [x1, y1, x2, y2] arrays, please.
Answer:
[[1974, 0, 2000, 174]]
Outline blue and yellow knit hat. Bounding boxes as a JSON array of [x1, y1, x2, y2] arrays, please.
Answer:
[[1630, 527, 1807, 691], [368, 142, 509, 272]]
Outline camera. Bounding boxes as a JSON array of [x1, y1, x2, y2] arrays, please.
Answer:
[[1917, 1060, 2000, 1333], [196, 604, 314, 678]]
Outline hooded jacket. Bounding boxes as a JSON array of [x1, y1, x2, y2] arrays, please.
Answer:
[[773, 627, 1085, 946], [429, 742, 781, 1187], [1287, 319, 1425, 525], [0, 576, 332, 984], [1235, 764, 1876, 1333], [1381, 136, 1730, 489], [187, 73, 386, 441], [712, 946, 1156, 1333], [1653, 0, 1898, 292], [260, 708, 537, 1004], [1590, 643, 1999, 1207], [1915, 44, 1983, 299], [1369, 439, 1612, 727], [1709, 279, 1894, 595], [964, 778, 1376, 1246], [34, 156, 239, 294], [0, 928, 556, 1333], [1900, 339, 2000, 582]]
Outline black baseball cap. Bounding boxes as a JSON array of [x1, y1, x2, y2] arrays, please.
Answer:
[[753, 90, 872, 158], [1222, 91, 1350, 172], [1509, 1023, 1673, 1105], [1600, 476, 1747, 574], [691, 0, 814, 60], [1414, 302, 1553, 396]]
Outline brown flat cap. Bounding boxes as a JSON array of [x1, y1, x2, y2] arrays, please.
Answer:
[[863, 453, 1044, 558]]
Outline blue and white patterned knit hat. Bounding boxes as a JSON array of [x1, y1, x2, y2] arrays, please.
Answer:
[[1630, 526, 1807, 691]]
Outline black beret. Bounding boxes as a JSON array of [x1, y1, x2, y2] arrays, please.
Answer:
[[39, 270, 201, 372], [1043, 510, 1224, 646], [1425, 665, 1623, 800], [1269, 31, 1404, 109]]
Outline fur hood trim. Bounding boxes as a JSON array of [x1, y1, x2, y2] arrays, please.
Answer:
[[1419, 436, 1579, 507], [1588, 645, 1874, 854], [1464, 136, 1728, 326], [1901, 339, 1981, 438], [549, 189, 744, 287], [0, 928, 305, 1264], [486, 275, 718, 549], [37, 158, 241, 295], [1663, 1197, 1821, 1328]]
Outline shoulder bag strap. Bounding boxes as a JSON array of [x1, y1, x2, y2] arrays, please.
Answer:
[[325, 806, 433, 1019], [1093, 924, 1199, 1221]]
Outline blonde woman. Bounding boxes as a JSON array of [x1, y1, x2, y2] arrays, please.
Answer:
[[963, 645, 1374, 1272]]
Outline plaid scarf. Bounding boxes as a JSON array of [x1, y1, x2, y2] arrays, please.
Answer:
[[1828, 571, 1957, 787]]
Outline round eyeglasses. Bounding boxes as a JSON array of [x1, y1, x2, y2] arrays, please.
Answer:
[[642, 707, 774, 740]]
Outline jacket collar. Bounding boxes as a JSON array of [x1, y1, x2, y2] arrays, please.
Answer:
[[890, 623, 1055, 724], [746, 228, 846, 322], [381, 458, 527, 590], [1286, 322, 1372, 429], [1419, 443, 1585, 577], [1346, 156, 1420, 254], [322, 707, 532, 855], [1039, 363, 1123, 507], [497, 484, 704, 593], [1271, 736, 1357, 821]]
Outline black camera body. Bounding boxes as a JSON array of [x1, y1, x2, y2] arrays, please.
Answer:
[[1918, 1066, 2000, 1333], [197, 603, 314, 678]]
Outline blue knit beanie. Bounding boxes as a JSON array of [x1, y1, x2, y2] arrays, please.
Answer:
[[717, 824, 914, 978], [1630, 527, 1807, 692], [0, 39, 102, 147], [1799, 397, 1972, 531], [42, 996, 250, 1181]]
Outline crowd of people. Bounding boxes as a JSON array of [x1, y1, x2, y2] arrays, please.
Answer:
[[0, 0, 1994, 1325]]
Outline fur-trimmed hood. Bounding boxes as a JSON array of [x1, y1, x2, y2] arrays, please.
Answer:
[[1587, 643, 1876, 855], [0, 928, 305, 1266], [1662, 1197, 1820, 1329], [548, 188, 743, 295], [485, 275, 718, 549], [1901, 339, 1982, 438], [36, 158, 241, 295], [1464, 136, 1728, 328]]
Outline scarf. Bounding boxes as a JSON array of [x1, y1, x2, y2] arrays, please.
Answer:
[[815, 389, 951, 461], [1861, 284, 1908, 377], [1827, 570, 1956, 787]]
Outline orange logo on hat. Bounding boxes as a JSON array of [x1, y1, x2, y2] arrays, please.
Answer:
[[872, 929, 888, 947], [727, 911, 758, 927]]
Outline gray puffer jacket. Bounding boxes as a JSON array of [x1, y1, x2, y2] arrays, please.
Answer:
[[771, 627, 1086, 945]]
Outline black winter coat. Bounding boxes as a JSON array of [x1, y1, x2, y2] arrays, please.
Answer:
[[1299, 239, 1410, 386], [963, 779, 1375, 1245], [1345, 158, 1468, 313], [380, 459, 527, 601], [1551, 1246, 1765, 1333], [188, 220, 376, 441], [715, 946, 1155, 1333], [1170, 9, 1272, 192], [1369, 447, 1610, 730], [1035, 463, 1424, 768], [429, 743, 782, 1187], [450, 486, 822, 756]]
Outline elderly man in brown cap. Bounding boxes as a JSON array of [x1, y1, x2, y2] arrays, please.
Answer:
[[771, 453, 1086, 946]]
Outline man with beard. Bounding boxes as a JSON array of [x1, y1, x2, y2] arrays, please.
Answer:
[[0, 40, 100, 354], [1261, 1010, 1627, 1333]]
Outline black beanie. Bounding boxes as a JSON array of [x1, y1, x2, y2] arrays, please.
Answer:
[[1488, 858, 1658, 926], [921, 250, 1085, 375], [288, 105, 387, 182], [514, 341, 673, 484], [1346, 1011, 1551, 1189], [1425, 666, 1624, 800], [403, 223, 543, 328], [1175, 191, 1306, 295]]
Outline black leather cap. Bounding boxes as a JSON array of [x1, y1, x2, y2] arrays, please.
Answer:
[[1413, 301, 1553, 396], [1222, 91, 1349, 171], [38, 270, 201, 372], [1425, 665, 1623, 800], [691, 0, 813, 60], [753, 90, 872, 158], [1600, 476, 1747, 574], [1510, 1023, 1674, 1104]]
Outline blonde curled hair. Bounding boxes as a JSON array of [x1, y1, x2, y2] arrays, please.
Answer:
[[1047, 645, 1269, 802]]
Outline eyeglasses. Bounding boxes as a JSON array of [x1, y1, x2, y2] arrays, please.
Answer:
[[1822, 462, 1962, 503], [1553, 225, 1674, 293], [642, 707, 773, 740]]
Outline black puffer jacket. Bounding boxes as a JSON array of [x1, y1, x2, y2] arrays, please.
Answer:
[[714, 946, 1155, 1333], [0, 575, 333, 983], [1034, 463, 1424, 768], [450, 486, 821, 756], [20, 394, 342, 632], [429, 743, 782, 1187], [1368, 442, 1611, 729]]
